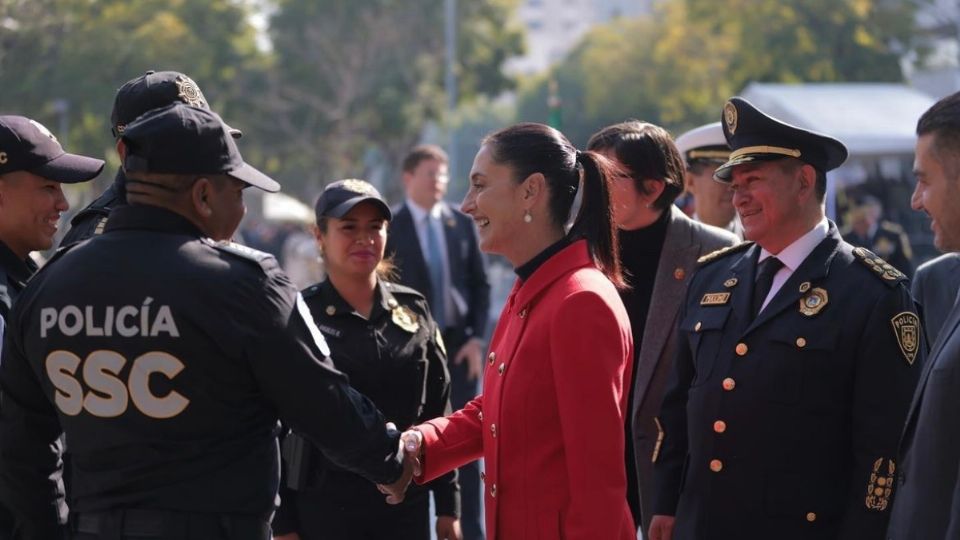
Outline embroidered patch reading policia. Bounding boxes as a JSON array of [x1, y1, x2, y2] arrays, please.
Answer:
[[891, 312, 920, 365]]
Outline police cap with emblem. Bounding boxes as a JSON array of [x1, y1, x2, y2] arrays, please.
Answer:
[[315, 179, 392, 222], [675, 121, 730, 168], [111, 70, 242, 139], [713, 96, 848, 181], [0, 115, 104, 183], [121, 103, 280, 192]]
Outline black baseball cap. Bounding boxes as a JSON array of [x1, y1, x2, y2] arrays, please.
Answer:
[[0, 115, 104, 183], [315, 179, 392, 222], [714, 96, 848, 181], [121, 103, 279, 192], [111, 70, 242, 139]]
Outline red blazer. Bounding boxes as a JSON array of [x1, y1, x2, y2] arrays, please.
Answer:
[[415, 240, 635, 540]]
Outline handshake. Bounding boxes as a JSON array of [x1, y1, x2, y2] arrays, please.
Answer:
[[377, 427, 424, 504]]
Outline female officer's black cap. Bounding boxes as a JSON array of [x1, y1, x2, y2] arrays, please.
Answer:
[[714, 96, 848, 181], [314, 179, 392, 222]]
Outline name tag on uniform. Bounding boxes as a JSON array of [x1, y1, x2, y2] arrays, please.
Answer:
[[317, 324, 342, 338], [701, 292, 731, 306]]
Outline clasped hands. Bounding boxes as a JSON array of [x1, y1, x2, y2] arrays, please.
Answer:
[[376, 428, 423, 504]]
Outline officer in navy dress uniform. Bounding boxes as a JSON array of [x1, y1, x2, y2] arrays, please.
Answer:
[[0, 105, 411, 540], [649, 97, 922, 540], [840, 195, 914, 278], [0, 115, 103, 540], [273, 180, 460, 540], [61, 70, 240, 245]]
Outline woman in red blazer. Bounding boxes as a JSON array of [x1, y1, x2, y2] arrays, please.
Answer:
[[387, 123, 636, 540]]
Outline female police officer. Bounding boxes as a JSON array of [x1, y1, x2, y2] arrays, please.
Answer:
[[272, 180, 460, 540]]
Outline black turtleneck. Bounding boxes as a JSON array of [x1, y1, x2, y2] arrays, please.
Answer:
[[619, 209, 670, 351], [514, 236, 573, 282], [618, 208, 671, 529]]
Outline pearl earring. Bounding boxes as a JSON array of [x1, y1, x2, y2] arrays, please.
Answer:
[[523, 210, 533, 223]]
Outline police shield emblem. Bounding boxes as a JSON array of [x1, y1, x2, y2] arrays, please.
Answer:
[[799, 288, 829, 316], [724, 102, 738, 134], [891, 312, 920, 365], [391, 305, 420, 333], [175, 75, 208, 108]]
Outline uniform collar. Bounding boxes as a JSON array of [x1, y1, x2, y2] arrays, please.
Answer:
[[103, 204, 206, 237], [0, 239, 38, 287], [318, 277, 396, 318], [758, 217, 829, 272]]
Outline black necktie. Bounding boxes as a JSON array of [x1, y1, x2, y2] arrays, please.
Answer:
[[752, 256, 784, 319]]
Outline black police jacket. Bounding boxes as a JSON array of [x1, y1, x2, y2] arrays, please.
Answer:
[[273, 279, 458, 534], [0, 205, 403, 538], [60, 173, 124, 246], [0, 239, 37, 321], [652, 222, 922, 540]]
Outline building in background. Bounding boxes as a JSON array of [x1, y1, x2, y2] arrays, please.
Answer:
[[504, 0, 652, 76]]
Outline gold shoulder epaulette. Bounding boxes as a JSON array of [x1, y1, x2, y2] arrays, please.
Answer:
[[852, 246, 906, 285], [697, 242, 753, 266]]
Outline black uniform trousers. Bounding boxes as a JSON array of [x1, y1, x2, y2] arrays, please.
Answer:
[[291, 488, 429, 540], [69, 509, 270, 540]]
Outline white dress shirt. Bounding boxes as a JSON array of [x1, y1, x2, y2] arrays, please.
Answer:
[[756, 218, 829, 313], [405, 198, 454, 321]]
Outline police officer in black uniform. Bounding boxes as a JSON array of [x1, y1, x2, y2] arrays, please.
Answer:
[[0, 115, 104, 539], [0, 104, 412, 540], [841, 195, 914, 278], [60, 70, 238, 245], [273, 179, 460, 540], [649, 98, 921, 540]]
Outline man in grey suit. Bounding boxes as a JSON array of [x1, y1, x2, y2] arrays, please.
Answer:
[[912, 253, 960, 345], [587, 121, 739, 534], [888, 90, 960, 539]]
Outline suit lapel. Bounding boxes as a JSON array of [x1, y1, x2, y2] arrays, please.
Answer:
[[392, 206, 430, 287], [440, 204, 461, 277], [903, 297, 960, 434], [727, 245, 758, 333], [631, 210, 699, 412]]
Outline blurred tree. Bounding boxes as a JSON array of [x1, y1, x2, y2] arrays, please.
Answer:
[[259, 0, 523, 197], [518, 0, 915, 146], [0, 0, 264, 196]]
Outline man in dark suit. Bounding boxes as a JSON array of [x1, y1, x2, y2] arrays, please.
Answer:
[[911, 253, 960, 346], [649, 97, 920, 540], [888, 90, 960, 540], [386, 144, 491, 540]]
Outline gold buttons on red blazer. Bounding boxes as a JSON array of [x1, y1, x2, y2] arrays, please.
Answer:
[[491, 483, 497, 497], [498, 363, 506, 375], [488, 352, 496, 365]]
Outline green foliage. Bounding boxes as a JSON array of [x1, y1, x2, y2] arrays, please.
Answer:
[[259, 0, 523, 194], [518, 0, 915, 146], [0, 0, 264, 196]]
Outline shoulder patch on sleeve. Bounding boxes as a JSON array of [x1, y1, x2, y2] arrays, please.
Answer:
[[697, 241, 753, 266], [852, 247, 906, 287], [203, 239, 279, 274], [891, 312, 921, 366]]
